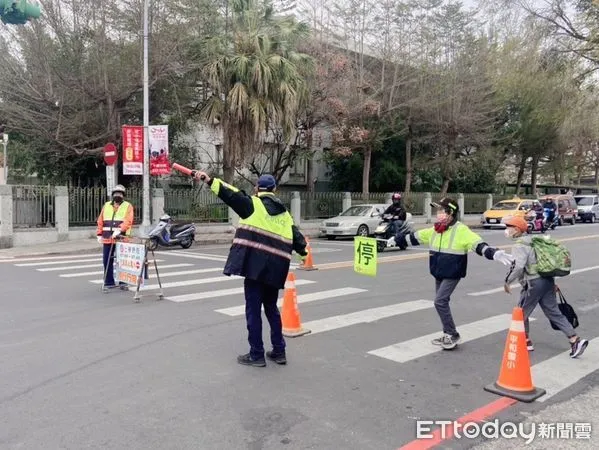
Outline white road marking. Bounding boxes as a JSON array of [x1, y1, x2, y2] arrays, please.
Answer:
[[214, 287, 367, 317], [87, 267, 222, 282], [16, 258, 100, 267], [154, 251, 227, 262], [467, 266, 599, 296], [166, 280, 316, 303], [532, 337, 599, 402], [90, 274, 243, 287], [39, 260, 169, 272], [303, 300, 433, 335], [579, 302, 599, 312], [367, 314, 536, 363], [1, 254, 97, 263], [59, 263, 191, 278]]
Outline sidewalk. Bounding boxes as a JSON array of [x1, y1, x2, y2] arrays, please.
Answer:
[[0, 216, 486, 258], [470, 386, 598, 449]]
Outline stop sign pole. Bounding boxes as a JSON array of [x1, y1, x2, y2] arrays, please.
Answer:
[[104, 143, 118, 196]]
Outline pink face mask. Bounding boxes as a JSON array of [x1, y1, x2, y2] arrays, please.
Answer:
[[436, 212, 449, 222]]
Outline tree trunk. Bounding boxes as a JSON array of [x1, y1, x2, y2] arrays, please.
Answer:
[[403, 127, 413, 194], [594, 165, 599, 185], [515, 153, 527, 195], [362, 147, 371, 198], [530, 154, 539, 195], [440, 179, 450, 196], [222, 120, 235, 183]]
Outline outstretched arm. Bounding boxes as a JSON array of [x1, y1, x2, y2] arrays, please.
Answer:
[[462, 227, 514, 265], [193, 172, 255, 219], [393, 226, 433, 248]]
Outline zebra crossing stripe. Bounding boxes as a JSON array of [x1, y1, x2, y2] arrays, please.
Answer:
[[87, 267, 222, 282], [367, 314, 536, 364], [303, 300, 433, 335], [166, 280, 316, 303], [215, 287, 367, 317], [59, 263, 192, 278], [16, 258, 99, 267]]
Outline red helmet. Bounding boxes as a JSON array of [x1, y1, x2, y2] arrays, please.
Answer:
[[392, 193, 402, 201]]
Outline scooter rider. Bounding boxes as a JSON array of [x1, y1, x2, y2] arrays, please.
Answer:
[[542, 197, 557, 224], [382, 193, 407, 236], [387, 197, 514, 350]]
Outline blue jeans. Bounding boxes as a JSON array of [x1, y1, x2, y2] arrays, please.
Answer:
[[244, 278, 285, 359]]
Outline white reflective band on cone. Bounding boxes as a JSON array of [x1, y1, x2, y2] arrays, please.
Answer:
[[510, 320, 526, 332]]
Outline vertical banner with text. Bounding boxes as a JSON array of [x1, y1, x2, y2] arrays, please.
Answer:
[[149, 125, 170, 176], [122, 125, 144, 175]]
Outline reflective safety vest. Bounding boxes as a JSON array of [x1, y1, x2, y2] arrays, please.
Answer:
[[418, 221, 483, 279], [235, 195, 294, 259], [101, 201, 133, 239]]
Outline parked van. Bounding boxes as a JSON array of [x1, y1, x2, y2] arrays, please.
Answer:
[[574, 194, 599, 223], [538, 194, 578, 225]]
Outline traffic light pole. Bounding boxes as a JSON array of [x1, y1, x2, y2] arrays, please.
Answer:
[[142, 0, 151, 229]]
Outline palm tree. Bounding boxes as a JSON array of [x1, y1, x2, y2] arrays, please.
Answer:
[[200, 0, 313, 182]]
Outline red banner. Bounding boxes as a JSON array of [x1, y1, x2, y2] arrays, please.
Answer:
[[149, 125, 171, 176], [122, 125, 144, 175]]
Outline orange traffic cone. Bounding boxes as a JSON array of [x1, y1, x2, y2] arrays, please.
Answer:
[[484, 307, 546, 402], [297, 237, 318, 271], [281, 272, 311, 337]]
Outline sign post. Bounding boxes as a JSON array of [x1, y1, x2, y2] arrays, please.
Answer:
[[103, 142, 118, 195]]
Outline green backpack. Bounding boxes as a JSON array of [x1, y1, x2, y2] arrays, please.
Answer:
[[530, 236, 571, 277]]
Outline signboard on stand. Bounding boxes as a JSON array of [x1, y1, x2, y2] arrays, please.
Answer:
[[149, 125, 170, 175], [122, 125, 144, 175], [115, 242, 146, 286]]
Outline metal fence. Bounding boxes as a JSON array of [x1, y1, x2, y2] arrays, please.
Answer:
[[68, 187, 143, 226], [7, 185, 533, 227], [12, 185, 55, 228]]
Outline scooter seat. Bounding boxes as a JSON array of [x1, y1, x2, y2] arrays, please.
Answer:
[[170, 223, 190, 233]]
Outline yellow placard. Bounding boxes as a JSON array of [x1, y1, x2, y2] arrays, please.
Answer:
[[354, 236, 377, 276]]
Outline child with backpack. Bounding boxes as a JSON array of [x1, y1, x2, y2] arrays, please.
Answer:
[[502, 216, 588, 358]]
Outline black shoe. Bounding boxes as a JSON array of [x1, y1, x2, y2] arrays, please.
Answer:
[[237, 353, 266, 367], [266, 351, 287, 365]]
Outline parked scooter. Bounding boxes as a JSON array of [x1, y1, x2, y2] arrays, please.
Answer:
[[525, 209, 545, 234], [374, 212, 414, 252], [543, 207, 559, 230], [147, 214, 196, 250]]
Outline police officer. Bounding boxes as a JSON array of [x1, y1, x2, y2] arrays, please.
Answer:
[[96, 185, 134, 292], [193, 170, 308, 367], [387, 197, 514, 350]]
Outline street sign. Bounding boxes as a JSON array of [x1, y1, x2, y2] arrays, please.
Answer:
[[354, 236, 377, 277], [104, 143, 117, 166]]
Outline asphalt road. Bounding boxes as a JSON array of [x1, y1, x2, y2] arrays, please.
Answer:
[[1, 224, 599, 449]]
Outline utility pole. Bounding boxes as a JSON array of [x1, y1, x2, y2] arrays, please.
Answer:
[[1, 131, 7, 185], [142, 0, 151, 229]]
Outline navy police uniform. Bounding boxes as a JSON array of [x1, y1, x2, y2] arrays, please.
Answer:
[[200, 173, 308, 367]]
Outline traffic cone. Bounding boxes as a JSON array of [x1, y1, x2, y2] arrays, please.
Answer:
[[297, 237, 318, 271], [281, 272, 311, 337], [484, 307, 546, 402]]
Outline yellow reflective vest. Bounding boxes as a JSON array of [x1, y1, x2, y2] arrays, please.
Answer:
[[99, 201, 133, 240], [415, 222, 485, 279]]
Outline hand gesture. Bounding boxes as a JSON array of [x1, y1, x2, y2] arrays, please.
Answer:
[[193, 171, 210, 183]]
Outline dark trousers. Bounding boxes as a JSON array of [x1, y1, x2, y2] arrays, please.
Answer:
[[244, 278, 285, 360], [434, 278, 461, 336], [102, 243, 127, 286]]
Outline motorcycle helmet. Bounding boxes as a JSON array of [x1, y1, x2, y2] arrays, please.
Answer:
[[159, 214, 172, 222], [392, 192, 402, 204]]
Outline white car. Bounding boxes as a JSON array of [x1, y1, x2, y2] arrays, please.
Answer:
[[319, 204, 413, 240]]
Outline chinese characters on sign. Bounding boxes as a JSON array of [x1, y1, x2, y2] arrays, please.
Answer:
[[149, 125, 171, 176], [354, 236, 377, 277], [116, 243, 146, 286], [506, 334, 518, 369], [122, 125, 144, 175]]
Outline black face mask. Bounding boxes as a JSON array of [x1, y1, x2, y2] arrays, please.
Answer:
[[113, 195, 123, 204]]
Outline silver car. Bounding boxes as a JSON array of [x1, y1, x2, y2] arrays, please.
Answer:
[[319, 203, 413, 240]]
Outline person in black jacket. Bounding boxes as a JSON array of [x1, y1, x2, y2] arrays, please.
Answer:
[[193, 170, 308, 367], [382, 193, 407, 236]]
